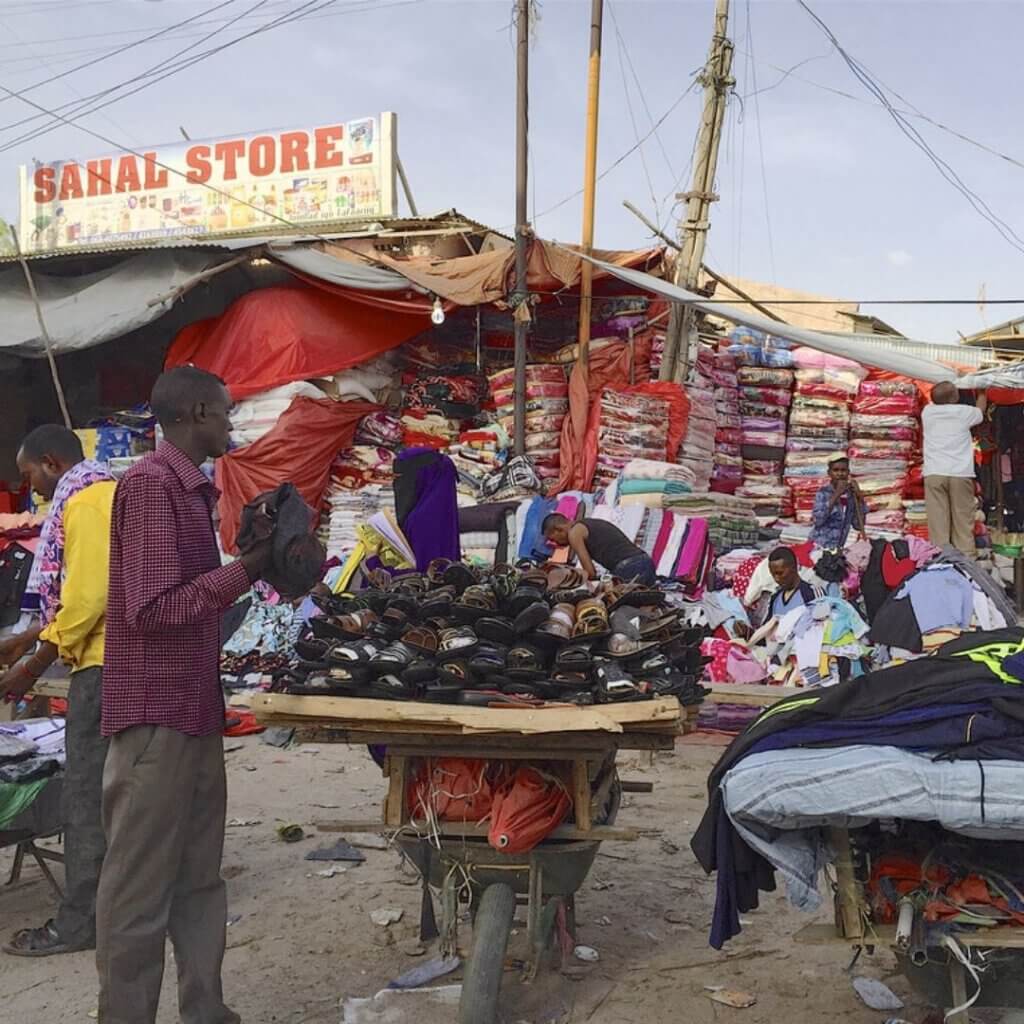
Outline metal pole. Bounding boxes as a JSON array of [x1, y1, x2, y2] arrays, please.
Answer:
[[661, 0, 733, 382], [575, 0, 604, 374], [11, 227, 72, 429], [513, 0, 530, 456]]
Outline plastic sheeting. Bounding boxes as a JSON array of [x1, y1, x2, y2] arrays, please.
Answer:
[[0, 250, 218, 356], [216, 395, 380, 553], [165, 285, 428, 399], [578, 255, 959, 384]]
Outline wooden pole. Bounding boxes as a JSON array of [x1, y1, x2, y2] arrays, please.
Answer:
[[575, 0, 604, 374], [11, 227, 72, 429], [396, 155, 419, 217], [661, 0, 733, 383], [513, 0, 531, 457]]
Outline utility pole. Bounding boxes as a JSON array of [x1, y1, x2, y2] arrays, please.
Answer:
[[575, 0, 603, 373], [513, 0, 530, 456], [660, 0, 733, 383]]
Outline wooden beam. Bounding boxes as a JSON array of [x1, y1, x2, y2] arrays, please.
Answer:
[[316, 819, 639, 843]]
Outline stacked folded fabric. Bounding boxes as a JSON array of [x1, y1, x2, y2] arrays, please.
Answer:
[[330, 446, 395, 490], [784, 347, 866, 522], [903, 498, 929, 539], [355, 411, 403, 448], [616, 458, 696, 508], [90, 404, 158, 460], [709, 345, 743, 494], [230, 383, 329, 447], [848, 377, 919, 535], [680, 380, 716, 492], [320, 483, 395, 560], [735, 480, 794, 522], [594, 389, 670, 488], [491, 365, 569, 484]]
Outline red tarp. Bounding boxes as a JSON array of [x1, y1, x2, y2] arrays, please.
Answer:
[[216, 396, 379, 553], [165, 284, 428, 400]]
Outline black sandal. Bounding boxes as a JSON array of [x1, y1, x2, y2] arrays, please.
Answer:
[[3, 920, 87, 957]]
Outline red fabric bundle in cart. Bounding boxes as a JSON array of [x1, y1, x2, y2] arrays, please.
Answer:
[[409, 758, 495, 822], [488, 765, 572, 853]]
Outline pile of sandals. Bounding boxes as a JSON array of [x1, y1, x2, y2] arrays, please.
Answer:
[[277, 560, 710, 707]]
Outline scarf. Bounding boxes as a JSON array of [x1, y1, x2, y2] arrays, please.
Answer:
[[29, 459, 115, 626]]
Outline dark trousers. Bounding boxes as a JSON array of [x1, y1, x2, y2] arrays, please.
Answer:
[[54, 666, 108, 946], [95, 726, 239, 1024], [614, 553, 658, 585]]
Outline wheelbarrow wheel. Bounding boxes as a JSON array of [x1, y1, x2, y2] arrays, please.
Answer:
[[460, 882, 515, 1024]]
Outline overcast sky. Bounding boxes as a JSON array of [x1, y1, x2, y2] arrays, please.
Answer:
[[1, 0, 1023, 342]]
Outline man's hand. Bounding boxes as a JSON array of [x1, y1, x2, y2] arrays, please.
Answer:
[[0, 663, 36, 704], [0, 632, 36, 666]]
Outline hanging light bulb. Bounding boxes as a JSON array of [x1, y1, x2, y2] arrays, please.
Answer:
[[431, 296, 446, 325]]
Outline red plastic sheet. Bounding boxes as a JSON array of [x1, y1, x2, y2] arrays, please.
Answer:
[[165, 284, 427, 400], [408, 758, 494, 822], [623, 381, 690, 461], [215, 396, 379, 553]]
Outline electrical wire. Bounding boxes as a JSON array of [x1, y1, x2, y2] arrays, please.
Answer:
[[0, 12, 403, 264], [745, 0, 776, 282], [0, 0, 418, 154], [532, 75, 701, 225], [797, 0, 1024, 258], [0, 0, 239, 114]]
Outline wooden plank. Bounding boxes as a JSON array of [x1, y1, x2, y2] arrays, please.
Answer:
[[573, 759, 592, 832], [387, 744, 607, 762], [793, 921, 1024, 951], [383, 756, 409, 828], [830, 827, 863, 940], [289, 725, 676, 752], [707, 684, 802, 707], [620, 780, 654, 793], [316, 818, 639, 843], [251, 693, 680, 735]]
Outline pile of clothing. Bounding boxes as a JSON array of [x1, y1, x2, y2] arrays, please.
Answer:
[[88, 404, 157, 461], [849, 377, 920, 536], [692, 626, 1024, 948], [616, 458, 695, 508], [401, 373, 487, 450], [279, 561, 708, 709], [447, 424, 510, 498], [708, 345, 743, 494], [0, 718, 65, 786], [866, 548, 1013, 658], [355, 412, 403, 449], [681, 357, 718, 492], [785, 348, 866, 523], [321, 484, 395, 560], [491, 365, 568, 486], [595, 389, 670, 489]]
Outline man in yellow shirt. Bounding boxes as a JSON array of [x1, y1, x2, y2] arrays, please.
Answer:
[[0, 425, 115, 957]]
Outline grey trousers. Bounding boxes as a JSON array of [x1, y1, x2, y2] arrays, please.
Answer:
[[95, 726, 239, 1024], [54, 666, 109, 947]]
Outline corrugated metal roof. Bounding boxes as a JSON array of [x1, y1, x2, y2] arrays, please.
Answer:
[[0, 209, 509, 265]]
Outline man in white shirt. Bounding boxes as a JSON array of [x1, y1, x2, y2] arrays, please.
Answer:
[[922, 381, 985, 557]]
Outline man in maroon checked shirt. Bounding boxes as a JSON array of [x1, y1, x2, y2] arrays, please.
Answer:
[[96, 366, 271, 1024]]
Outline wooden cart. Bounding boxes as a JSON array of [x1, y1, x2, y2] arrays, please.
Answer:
[[252, 693, 683, 1023]]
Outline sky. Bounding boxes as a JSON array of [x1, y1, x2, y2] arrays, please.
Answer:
[[1, 0, 1024, 343]]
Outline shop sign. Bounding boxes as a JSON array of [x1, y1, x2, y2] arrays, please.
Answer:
[[17, 113, 397, 254]]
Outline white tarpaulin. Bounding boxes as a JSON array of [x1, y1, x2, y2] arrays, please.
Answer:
[[0, 250, 222, 357], [954, 363, 1024, 389], [581, 256, 959, 384], [268, 244, 414, 292]]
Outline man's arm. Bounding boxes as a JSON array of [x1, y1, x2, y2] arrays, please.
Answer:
[[976, 391, 988, 415], [118, 474, 255, 635], [812, 487, 835, 528], [39, 496, 108, 666], [567, 524, 599, 580], [0, 624, 42, 666]]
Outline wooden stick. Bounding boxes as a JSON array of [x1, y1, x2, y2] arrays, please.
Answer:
[[11, 227, 71, 429], [146, 253, 251, 308]]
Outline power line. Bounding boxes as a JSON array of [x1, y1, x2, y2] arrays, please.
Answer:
[[745, 0, 776, 282], [0, 0, 416, 155], [0, 0, 239, 114], [797, 0, 1024, 259], [531, 75, 701, 224]]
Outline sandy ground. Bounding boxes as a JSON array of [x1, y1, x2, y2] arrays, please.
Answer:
[[1, 735, 938, 1024]]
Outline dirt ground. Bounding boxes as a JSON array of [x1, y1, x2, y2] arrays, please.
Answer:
[[1, 736, 944, 1024]]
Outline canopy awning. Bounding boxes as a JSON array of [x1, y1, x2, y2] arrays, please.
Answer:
[[579, 255, 963, 384]]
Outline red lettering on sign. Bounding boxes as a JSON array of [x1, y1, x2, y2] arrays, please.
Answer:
[[33, 166, 56, 204], [215, 139, 246, 180], [186, 145, 212, 184], [86, 159, 113, 196], [58, 163, 84, 201], [249, 135, 275, 177], [314, 126, 344, 168], [115, 156, 141, 193], [142, 152, 169, 190], [279, 131, 310, 173]]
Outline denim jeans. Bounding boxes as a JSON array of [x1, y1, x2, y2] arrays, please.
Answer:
[[613, 553, 657, 585]]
